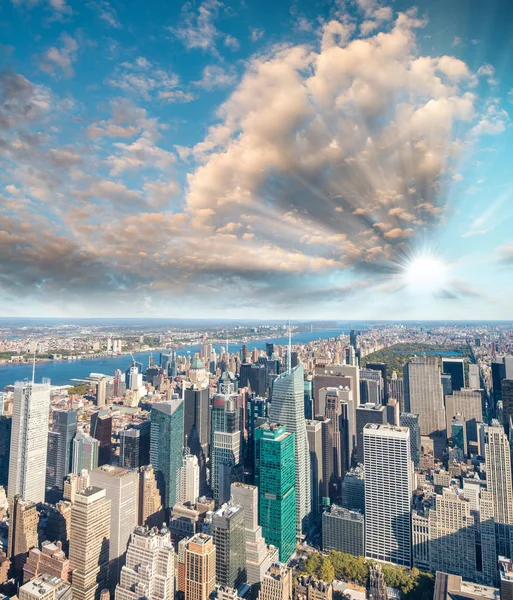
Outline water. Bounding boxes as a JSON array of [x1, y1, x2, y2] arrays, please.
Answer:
[[0, 329, 346, 389]]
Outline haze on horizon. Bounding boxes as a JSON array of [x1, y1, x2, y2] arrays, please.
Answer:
[[1, 0, 512, 320]]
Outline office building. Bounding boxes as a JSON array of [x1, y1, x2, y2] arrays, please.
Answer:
[[184, 534, 216, 600], [363, 424, 414, 567], [355, 403, 386, 463], [499, 557, 513, 600], [211, 387, 241, 506], [313, 364, 359, 416], [502, 380, 513, 434], [306, 420, 327, 519], [399, 413, 421, 468], [212, 503, 246, 589], [45, 502, 72, 552], [63, 471, 90, 504], [366, 362, 388, 401], [255, 423, 296, 563], [230, 482, 278, 586], [246, 396, 268, 477], [7, 496, 39, 573], [240, 364, 267, 397], [258, 564, 292, 600], [445, 389, 483, 448], [183, 385, 210, 492], [72, 431, 99, 474], [269, 364, 311, 535], [24, 541, 71, 583], [46, 410, 77, 491], [322, 505, 364, 557], [429, 489, 477, 581], [69, 487, 111, 600], [119, 421, 151, 469], [442, 358, 465, 392], [485, 422, 513, 556], [294, 576, 332, 600], [115, 525, 174, 600], [8, 379, 51, 503], [19, 575, 71, 600], [96, 379, 107, 408], [89, 465, 138, 582], [150, 396, 184, 509], [340, 467, 365, 514], [0, 416, 11, 488], [433, 572, 499, 600], [389, 373, 404, 412], [138, 465, 165, 527], [469, 364, 480, 390], [386, 398, 400, 426], [179, 450, 200, 505], [90, 410, 112, 467], [359, 368, 383, 405], [404, 357, 446, 458]]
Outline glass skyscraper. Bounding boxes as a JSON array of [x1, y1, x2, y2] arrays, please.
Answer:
[[255, 423, 296, 562], [150, 395, 184, 509], [269, 364, 311, 535]]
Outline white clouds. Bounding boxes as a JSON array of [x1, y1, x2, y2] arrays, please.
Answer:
[[194, 65, 237, 90], [11, 0, 71, 15], [107, 136, 176, 175], [470, 101, 509, 136], [39, 33, 78, 78]]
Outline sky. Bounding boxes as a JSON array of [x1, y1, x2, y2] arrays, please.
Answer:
[[1, 0, 513, 320]]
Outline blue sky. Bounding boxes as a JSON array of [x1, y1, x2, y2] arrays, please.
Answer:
[[0, 0, 512, 319]]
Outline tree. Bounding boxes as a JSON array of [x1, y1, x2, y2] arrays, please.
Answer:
[[304, 553, 322, 576], [319, 558, 335, 583]]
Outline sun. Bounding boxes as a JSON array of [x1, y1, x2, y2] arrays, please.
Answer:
[[402, 251, 449, 293]]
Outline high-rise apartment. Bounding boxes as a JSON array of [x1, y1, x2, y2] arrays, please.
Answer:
[[184, 534, 216, 600], [212, 503, 246, 589], [69, 487, 111, 600], [485, 422, 513, 556], [254, 423, 296, 563], [230, 482, 278, 586], [269, 364, 311, 535], [363, 424, 414, 567], [8, 380, 51, 503], [89, 465, 138, 582], [404, 357, 446, 457], [115, 526, 174, 600], [150, 396, 184, 510]]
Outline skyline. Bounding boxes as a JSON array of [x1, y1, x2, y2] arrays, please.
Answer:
[[1, 0, 513, 319]]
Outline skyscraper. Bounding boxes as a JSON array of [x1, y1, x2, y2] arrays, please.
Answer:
[[269, 364, 311, 535], [150, 396, 184, 510], [306, 420, 325, 520], [355, 403, 386, 464], [46, 410, 77, 491], [179, 449, 200, 505], [95, 379, 107, 408], [138, 465, 164, 527], [7, 496, 39, 574], [72, 431, 99, 474], [212, 503, 246, 589], [468, 364, 480, 390], [399, 413, 421, 468], [258, 564, 292, 600], [313, 364, 359, 416], [115, 526, 174, 600], [322, 505, 364, 557], [89, 465, 138, 582], [0, 416, 12, 488], [363, 424, 414, 567], [230, 482, 278, 587], [445, 389, 483, 449], [8, 379, 51, 503], [255, 423, 296, 563], [184, 534, 216, 600], [119, 421, 150, 469], [442, 358, 465, 392], [183, 384, 210, 492], [404, 357, 446, 458], [90, 409, 112, 467], [69, 487, 111, 600], [485, 422, 513, 556]]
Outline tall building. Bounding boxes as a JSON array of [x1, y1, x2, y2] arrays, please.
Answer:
[[69, 487, 111, 600], [404, 357, 446, 457], [313, 364, 359, 416], [355, 403, 386, 464], [184, 534, 216, 600], [306, 420, 326, 519], [115, 526, 174, 600], [230, 482, 278, 587], [119, 422, 150, 469], [366, 362, 388, 401], [485, 422, 513, 556], [389, 373, 404, 412], [7, 496, 39, 573], [18, 574, 71, 600], [90, 410, 112, 467], [89, 465, 138, 582], [0, 416, 12, 488], [72, 431, 99, 474], [468, 364, 480, 390], [150, 396, 184, 510], [255, 423, 296, 563], [96, 379, 107, 408], [428, 489, 476, 581], [63, 471, 90, 504], [183, 385, 210, 492], [212, 504, 246, 589], [399, 413, 421, 468], [363, 424, 414, 567], [8, 380, 51, 503], [269, 364, 311, 535], [179, 450, 200, 505], [341, 467, 365, 514], [442, 358, 465, 392], [211, 387, 241, 506], [445, 389, 483, 449], [46, 410, 78, 491], [24, 541, 71, 583], [502, 379, 513, 434], [322, 505, 364, 557], [138, 465, 164, 527], [258, 564, 292, 600]]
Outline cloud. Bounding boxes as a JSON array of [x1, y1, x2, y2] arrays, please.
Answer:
[[494, 244, 513, 267], [89, 0, 120, 27], [0, 71, 52, 130], [194, 65, 237, 90], [38, 33, 78, 78], [172, 0, 224, 52], [10, 0, 71, 16], [250, 28, 264, 42]]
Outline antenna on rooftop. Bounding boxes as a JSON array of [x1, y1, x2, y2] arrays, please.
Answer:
[[31, 342, 37, 385], [287, 320, 292, 372]]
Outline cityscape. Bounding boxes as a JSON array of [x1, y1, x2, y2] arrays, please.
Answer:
[[1, 0, 513, 599]]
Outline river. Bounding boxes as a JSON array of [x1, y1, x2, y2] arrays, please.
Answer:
[[0, 329, 346, 389]]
